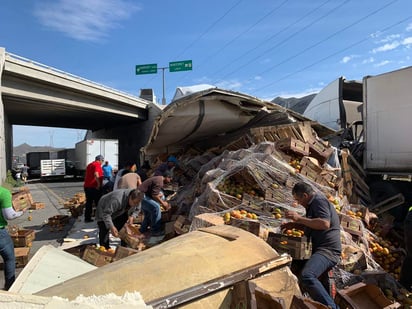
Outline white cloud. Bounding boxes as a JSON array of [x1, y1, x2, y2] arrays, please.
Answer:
[[341, 56, 352, 64], [362, 57, 374, 64], [378, 34, 401, 43], [34, 0, 140, 42], [407, 23, 412, 32], [374, 60, 391, 67], [254, 76, 262, 81], [402, 37, 412, 46], [372, 41, 400, 53]]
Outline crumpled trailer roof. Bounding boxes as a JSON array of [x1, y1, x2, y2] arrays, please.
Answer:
[[142, 87, 333, 156]]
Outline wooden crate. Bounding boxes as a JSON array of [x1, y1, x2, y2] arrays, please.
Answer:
[[12, 191, 31, 211], [113, 246, 140, 261], [82, 245, 115, 267], [48, 215, 70, 231], [30, 202, 45, 210], [307, 139, 334, 165], [69, 204, 85, 218], [63, 243, 91, 258], [300, 156, 323, 173], [299, 166, 319, 182], [276, 137, 310, 157], [10, 229, 35, 247], [339, 213, 364, 236], [267, 232, 312, 260], [334, 282, 401, 309], [15, 247, 30, 268]]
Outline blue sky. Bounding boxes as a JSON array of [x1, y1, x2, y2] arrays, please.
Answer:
[[2, 0, 412, 147]]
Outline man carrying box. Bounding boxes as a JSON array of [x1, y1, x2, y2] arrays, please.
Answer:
[[282, 182, 341, 309]]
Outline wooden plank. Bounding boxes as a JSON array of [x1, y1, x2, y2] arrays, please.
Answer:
[[147, 255, 292, 308]]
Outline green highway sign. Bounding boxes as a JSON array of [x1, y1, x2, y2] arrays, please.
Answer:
[[135, 63, 157, 75], [169, 60, 192, 72]]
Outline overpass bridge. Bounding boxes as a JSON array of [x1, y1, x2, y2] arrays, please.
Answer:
[[0, 47, 154, 180]]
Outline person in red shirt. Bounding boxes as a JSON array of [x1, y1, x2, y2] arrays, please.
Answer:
[[83, 155, 104, 222]]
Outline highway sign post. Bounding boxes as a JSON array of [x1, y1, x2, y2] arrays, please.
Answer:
[[169, 60, 192, 72], [135, 64, 157, 75], [135, 60, 192, 105]]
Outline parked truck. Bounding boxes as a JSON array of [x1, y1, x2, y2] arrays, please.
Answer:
[[304, 66, 412, 224], [74, 139, 119, 177], [25, 151, 53, 178], [57, 148, 77, 176], [40, 159, 66, 180]]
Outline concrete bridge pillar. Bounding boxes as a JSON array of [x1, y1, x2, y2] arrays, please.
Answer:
[[0, 48, 7, 182]]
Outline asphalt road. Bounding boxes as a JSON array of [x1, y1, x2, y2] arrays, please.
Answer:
[[1, 178, 85, 290]]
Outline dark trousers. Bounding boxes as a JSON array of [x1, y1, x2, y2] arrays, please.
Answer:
[[400, 217, 412, 289], [98, 212, 128, 249], [0, 229, 16, 290], [84, 187, 102, 220]]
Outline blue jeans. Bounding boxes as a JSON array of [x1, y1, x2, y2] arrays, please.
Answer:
[[139, 196, 162, 233], [300, 252, 339, 309], [0, 229, 16, 290]]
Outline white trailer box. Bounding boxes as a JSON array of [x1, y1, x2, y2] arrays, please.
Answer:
[[363, 66, 412, 174], [75, 139, 119, 175], [40, 159, 66, 179]]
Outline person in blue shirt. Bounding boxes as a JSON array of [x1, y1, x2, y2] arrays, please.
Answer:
[[154, 155, 177, 176], [102, 161, 113, 181]]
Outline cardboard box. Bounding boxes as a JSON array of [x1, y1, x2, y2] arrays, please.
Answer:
[[10, 229, 35, 247], [82, 245, 115, 267], [339, 213, 364, 236], [267, 232, 312, 260], [335, 283, 401, 309]]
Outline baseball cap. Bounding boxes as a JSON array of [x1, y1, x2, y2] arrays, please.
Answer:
[[167, 155, 178, 164], [95, 155, 104, 161]]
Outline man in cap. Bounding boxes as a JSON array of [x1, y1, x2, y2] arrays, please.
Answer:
[[83, 155, 104, 223], [154, 155, 178, 177], [138, 170, 173, 237]]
